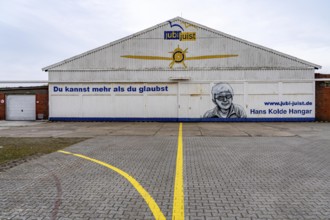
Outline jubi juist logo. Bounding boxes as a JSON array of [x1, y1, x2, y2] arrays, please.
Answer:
[[164, 21, 196, 41]]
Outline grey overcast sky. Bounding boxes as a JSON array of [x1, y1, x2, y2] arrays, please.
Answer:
[[0, 0, 329, 81]]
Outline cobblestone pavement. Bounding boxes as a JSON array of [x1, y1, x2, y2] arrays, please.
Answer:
[[0, 122, 330, 219], [184, 137, 330, 220]]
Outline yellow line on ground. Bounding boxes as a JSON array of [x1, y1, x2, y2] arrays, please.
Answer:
[[57, 150, 166, 220], [172, 123, 184, 220]]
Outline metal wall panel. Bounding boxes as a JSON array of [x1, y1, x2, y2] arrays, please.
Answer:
[[146, 95, 177, 117], [247, 83, 279, 94], [49, 69, 314, 83], [113, 95, 145, 117], [50, 95, 81, 117], [282, 82, 314, 94], [81, 95, 114, 117], [178, 83, 210, 118], [48, 21, 316, 72]]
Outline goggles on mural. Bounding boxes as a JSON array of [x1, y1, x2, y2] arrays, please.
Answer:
[[214, 94, 233, 101]]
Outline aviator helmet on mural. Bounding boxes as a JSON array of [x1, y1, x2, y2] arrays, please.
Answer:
[[211, 83, 234, 100]]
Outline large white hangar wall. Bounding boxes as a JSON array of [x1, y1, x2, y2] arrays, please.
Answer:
[[44, 17, 320, 122], [48, 76, 315, 121]]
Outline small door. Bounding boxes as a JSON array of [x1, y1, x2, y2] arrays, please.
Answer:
[[6, 95, 36, 120]]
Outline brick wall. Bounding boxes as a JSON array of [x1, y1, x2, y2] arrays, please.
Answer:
[[36, 93, 49, 120], [315, 73, 330, 121]]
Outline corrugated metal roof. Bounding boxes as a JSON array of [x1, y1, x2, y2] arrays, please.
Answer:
[[0, 85, 48, 91], [42, 17, 321, 71]]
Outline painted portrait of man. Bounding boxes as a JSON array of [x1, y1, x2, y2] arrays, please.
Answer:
[[203, 83, 246, 118]]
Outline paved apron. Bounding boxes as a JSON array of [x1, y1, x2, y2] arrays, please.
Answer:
[[0, 122, 330, 219]]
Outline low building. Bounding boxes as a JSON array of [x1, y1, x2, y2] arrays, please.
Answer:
[[0, 86, 48, 120], [42, 17, 321, 122], [315, 73, 330, 121]]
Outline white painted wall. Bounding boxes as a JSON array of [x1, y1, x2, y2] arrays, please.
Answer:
[[49, 81, 314, 119]]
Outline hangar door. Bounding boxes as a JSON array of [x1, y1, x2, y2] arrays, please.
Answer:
[[49, 83, 178, 119], [6, 95, 36, 120]]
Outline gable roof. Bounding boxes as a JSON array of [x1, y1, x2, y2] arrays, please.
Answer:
[[42, 17, 321, 71]]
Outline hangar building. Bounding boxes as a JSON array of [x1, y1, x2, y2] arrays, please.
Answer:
[[42, 17, 321, 122]]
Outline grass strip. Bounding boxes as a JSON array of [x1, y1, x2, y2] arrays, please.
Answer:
[[0, 137, 87, 164]]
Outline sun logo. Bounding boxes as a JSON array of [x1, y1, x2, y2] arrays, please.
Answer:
[[121, 45, 238, 69], [170, 46, 188, 68]]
